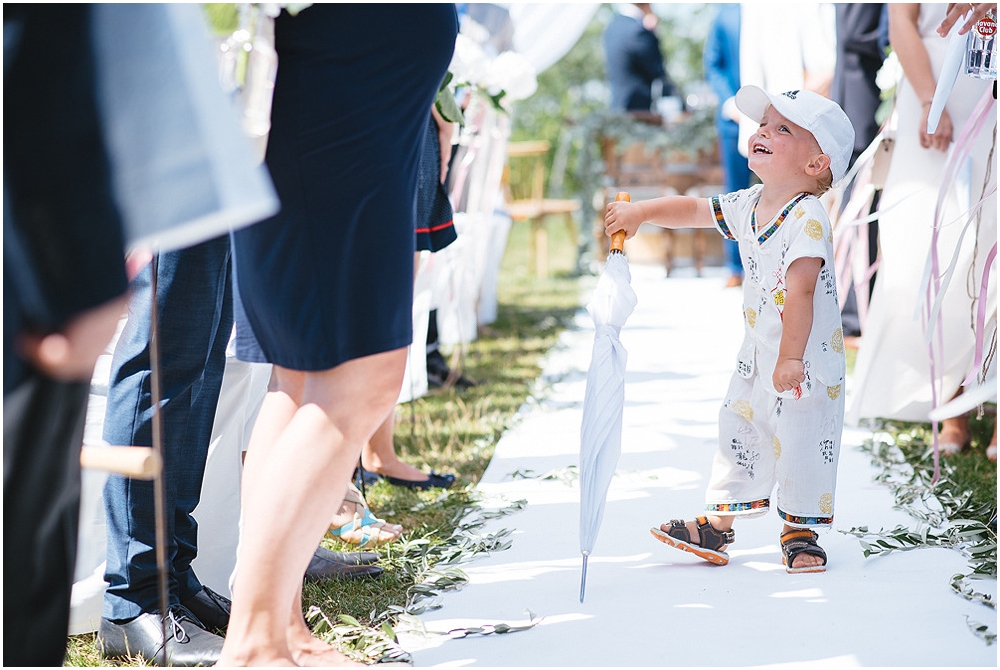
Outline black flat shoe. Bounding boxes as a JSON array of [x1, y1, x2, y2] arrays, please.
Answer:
[[98, 607, 223, 666], [353, 466, 383, 488], [384, 469, 456, 490], [180, 586, 230, 634], [305, 546, 384, 582]]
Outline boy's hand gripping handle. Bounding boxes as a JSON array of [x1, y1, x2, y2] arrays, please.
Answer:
[[610, 192, 629, 254]]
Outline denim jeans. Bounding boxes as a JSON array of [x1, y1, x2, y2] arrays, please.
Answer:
[[718, 120, 750, 277], [102, 235, 233, 620]]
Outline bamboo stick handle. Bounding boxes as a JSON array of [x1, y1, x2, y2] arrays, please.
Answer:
[[80, 445, 161, 480], [611, 191, 630, 253]]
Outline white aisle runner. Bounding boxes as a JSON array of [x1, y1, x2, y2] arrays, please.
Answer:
[[399, 264, 996, 667]]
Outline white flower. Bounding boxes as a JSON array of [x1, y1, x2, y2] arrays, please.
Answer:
[[449, 34, 489, 88], [876, 51, 902, 92], [483, 51, 537, 101]]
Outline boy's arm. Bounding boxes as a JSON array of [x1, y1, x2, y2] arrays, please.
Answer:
[[773, 256, 823, 393], [605, 195, 715, 240]]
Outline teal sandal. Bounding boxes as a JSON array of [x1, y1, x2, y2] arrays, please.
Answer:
[[327, 484, 402, 548]]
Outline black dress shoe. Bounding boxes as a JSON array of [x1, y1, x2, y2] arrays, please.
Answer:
[[305, 546, 384, 582], [180, 586, 231, 634], [312, 545, 381, 566], [426, 351, 478, 390], [98, 607, 223, 666], [384, 469, 456, 490]]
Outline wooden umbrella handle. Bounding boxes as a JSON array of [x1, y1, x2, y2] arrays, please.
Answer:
[[611, 191, 630, 253], [80, 445, 161, 480]]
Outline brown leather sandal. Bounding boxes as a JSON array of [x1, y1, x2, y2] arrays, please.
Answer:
[[780, 528, 827, 573], [650, 516, 735, 566]]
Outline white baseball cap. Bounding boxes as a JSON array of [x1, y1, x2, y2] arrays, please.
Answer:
[[735, 86, 855, 185]]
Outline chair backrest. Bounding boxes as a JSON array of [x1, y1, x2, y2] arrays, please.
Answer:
[[504, 140, 551, 205]]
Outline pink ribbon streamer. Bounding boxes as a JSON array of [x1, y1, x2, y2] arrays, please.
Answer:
[[924, 89, 996, 482], [962, 242, 997, 387]]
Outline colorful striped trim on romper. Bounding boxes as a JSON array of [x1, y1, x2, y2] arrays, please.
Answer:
[[778, 509, 834, 526], [706, 499, 770, 514], [710, 196, 736, 241], [752, 192, 810, 244]]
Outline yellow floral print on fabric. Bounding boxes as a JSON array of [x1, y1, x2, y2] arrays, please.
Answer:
[[793, 206, 805, 219], [745, 307, 757, 327], [773, 435, 782, 459], [804, 219, 823, 241], [827, 384, 841, 400], [818, 493, 833, 515], [830, 327, 844, 354], [732, 400, 754, 421]]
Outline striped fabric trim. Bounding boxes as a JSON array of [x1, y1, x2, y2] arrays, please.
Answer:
[[711, 196, 736, 240], [415, 220, 455, 234], [752, 192, 810, 244], [707, 498, 770, 514], [778, 509, 834, 526]]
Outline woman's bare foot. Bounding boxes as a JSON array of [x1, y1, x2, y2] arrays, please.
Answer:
[[290, 632, 364, 667], [287, 598, 365, 667], [363, 456, 430, 483], [939, 415, 972, 455], [217, 644, 298, 667]]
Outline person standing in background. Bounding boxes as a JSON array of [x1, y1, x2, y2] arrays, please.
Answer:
[[738, 3, 837, 156], [704, 3, 751, 288], [847, 4, 996, 458], [96, 238, 233, 666], [603, 3, 680, 113], [830, 3, 887, 343]]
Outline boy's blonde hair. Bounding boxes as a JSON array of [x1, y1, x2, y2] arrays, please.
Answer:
[[813, 166, 834, 196]]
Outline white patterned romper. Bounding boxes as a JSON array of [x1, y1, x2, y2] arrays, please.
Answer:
[[707, 185, 846, 528]]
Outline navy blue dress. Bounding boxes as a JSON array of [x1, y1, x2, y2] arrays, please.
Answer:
[[233, 4, 457, 369]]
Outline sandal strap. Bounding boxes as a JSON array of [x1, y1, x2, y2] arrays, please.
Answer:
[[780, 529, 827, 565], [663, 519, 691, 543], [695, 516, 735, 550]]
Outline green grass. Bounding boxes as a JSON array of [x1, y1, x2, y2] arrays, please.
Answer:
[[864, 413, 997, 528]]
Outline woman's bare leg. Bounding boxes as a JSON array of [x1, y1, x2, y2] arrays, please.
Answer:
[[219, 349, 407, 666], [359, 410, 429, 481]]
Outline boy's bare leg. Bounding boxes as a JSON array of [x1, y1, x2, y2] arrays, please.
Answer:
[[360, 411, 431, 481]]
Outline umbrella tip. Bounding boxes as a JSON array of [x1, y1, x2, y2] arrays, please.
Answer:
[[579, 554, 589, 603]]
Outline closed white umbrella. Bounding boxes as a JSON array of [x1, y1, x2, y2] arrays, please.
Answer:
[[579, 192, 637, 602]]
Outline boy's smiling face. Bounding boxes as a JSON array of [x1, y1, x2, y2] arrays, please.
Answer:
[[747, 106, 827, 185]]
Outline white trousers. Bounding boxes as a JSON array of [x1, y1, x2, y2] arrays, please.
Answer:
[[705, 370, 844, 528]]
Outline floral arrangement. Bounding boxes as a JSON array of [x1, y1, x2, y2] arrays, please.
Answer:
[[436, 33, 538, 125]]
